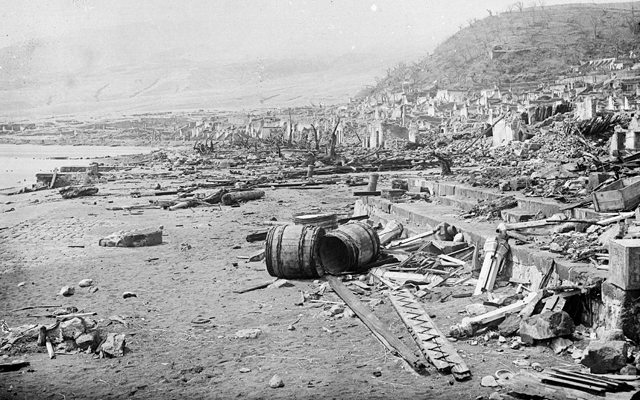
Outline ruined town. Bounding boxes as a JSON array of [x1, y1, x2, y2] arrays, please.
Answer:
[[2, 1, 640, 399]]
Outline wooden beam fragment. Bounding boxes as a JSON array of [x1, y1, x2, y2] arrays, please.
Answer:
[[325, 276, 425, 371]]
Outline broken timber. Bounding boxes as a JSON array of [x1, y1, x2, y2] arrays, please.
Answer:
[[325, 276, 425, 372], [388, 289, 471, 380]]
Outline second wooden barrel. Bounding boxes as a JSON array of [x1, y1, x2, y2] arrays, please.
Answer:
[[317, 221, 380, 274]]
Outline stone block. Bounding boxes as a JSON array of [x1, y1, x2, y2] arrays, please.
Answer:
[[99, 227, 163, 247], [608, 239, 640, 290], [60, 318, 87, 340], [580, 340, 628, 373], [75, 330, 101, 352], [519, 311, 575, 344], [100, 333, 126, 357], [498, 314, 521, 337]]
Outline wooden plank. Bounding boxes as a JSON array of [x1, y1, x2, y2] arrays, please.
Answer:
[[593, 177, 640, 212], [0, 361, 30, 372], [325, 276, 425, 371], [437, 254, 467, 266], [540, 376, 606, 393], [352, 191, 381, 196], [426, 266, 464, 290], [246, 230, 268, 242], [388, 289, 470, 380], [541, 295, 566, 313], [388, 230, 435, 248], [553, 369, 628, 387], [596, 211, 635, 226], [519, 291, 545, 318], [233, 279, 277, 294], [368, 267, 401, 290], [544, 370, 615, 390], [474, 238, 498, 296], [49, 168, 58, 189], [559, 199, 592, 211]]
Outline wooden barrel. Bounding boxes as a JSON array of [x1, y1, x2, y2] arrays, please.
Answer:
[[318, 221, 380, 274], [265, 225, 325, 279], [293, 213, 338, 230]]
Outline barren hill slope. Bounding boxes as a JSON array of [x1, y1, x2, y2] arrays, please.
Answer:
[[361, 1, 640, 96]]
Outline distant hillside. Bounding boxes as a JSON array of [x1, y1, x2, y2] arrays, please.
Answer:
[[0, 20, 411, 119], [360, 1, 640, 96]]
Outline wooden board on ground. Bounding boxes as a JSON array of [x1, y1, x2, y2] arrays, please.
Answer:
[[325, 276, 426, 372]]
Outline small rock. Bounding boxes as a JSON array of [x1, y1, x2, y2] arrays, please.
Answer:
[[513, 359, 530, 367], [580, 340, 628, 373], [620, 365, 638, 375], [498, 336, 507, 343], [123, 292, 137, 299], [327, 305, 344, 317], [235, 328, 262, 339], [59, 286, 75, 296], [60, 318, 86, 339], [571, 348, 584, 359], [481, 375, 499, 387], [369, 298, 383, 307], [17, 282, 26, 287], [269, 374, 284, 388], [489, 393, 503, 400], [268, 279, 294, 289], [239, 367, 251, 373], [549, 337, 573, 354], [372, 371, 382, 377], [287, 325, 295, 331], [509, 342, 521, 350], [100, 333, 126, 357], [75, 331, 101, 352], [343, 308, 356, 318], [465, 304, 488, 316], [519, 311, 575, 344], [531, 362, 543, 372], [88, 287, 99, 293], [78, 279, 93, 288], [549, 242, 563, 253]]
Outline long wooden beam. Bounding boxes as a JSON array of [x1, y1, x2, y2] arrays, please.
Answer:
[[325, 276, 425, 372]]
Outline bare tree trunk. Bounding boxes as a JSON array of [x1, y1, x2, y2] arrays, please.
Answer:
[[328, 118, 341, 159], [310, 124, 320, 151], [288, 109, 293, 146]]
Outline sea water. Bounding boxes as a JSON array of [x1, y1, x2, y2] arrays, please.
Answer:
[[0, 144, 155, 189]]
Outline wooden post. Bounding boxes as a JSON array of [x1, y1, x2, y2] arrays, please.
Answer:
[[367, 173, 379, 191]]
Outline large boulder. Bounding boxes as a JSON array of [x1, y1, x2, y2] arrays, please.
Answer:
[[519, 311, 575, 344], [580, 340, 628, 373]]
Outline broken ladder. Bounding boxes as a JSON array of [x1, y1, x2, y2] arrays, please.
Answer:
[[388, 289, 471, 380]]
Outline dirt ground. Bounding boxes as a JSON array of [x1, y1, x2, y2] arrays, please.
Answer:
[[0, 157, 588, 400]]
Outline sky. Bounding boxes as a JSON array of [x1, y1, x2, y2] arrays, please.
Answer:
[[0, 0, 632, 59]]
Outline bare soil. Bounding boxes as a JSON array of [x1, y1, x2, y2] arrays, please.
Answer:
[[0, 163, 579, 400]]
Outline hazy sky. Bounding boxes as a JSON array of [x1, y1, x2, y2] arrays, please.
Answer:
[[0, 0, 631, 58]]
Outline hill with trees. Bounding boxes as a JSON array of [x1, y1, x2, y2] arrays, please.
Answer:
[[359, 1, 640, 97]]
